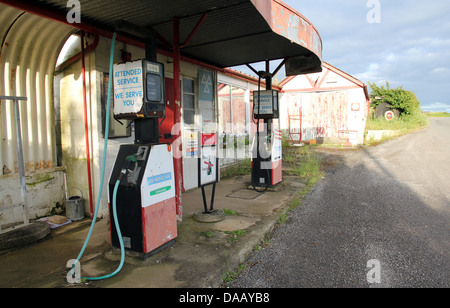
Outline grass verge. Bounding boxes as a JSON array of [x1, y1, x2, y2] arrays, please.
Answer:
[[364, 111, 429, 146], [426, 112, 450, 117]]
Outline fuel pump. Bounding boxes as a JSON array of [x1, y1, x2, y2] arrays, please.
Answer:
[[108, 58, 177, 259], [69, 35, 176, 282], [252, 71, 282, 191]]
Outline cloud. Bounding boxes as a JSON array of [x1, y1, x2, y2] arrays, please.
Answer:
[[281, 0, 450, 109], [421, 102, 450, 113], [231, 0, 450, 113], [432, 67, 450, 75]]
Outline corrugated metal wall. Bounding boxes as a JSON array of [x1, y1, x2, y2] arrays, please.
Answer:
[[0, 3, 73, 174]]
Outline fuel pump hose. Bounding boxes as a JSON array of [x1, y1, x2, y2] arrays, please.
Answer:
[[85, 179, 124, 281], [70, 33, 126, 282]]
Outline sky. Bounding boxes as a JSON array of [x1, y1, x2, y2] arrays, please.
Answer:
[[235, 0, 450, 112]]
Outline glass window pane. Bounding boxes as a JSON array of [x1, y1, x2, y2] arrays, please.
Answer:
[[183, 109, 195, 125], [183, 93, 195, 109], [183, 78, 194, 94], [232, 87, 246, 134], [218, 84, 231, 133]]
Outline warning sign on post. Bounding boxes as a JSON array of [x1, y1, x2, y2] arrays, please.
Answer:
[[200, 145, 217, 186], [201, 133, 216, 146], [185, 131, 199, 158], [199, 133, 218, 186]]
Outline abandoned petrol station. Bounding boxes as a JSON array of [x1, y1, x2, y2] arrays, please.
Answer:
[[0, 0, 323, 256]]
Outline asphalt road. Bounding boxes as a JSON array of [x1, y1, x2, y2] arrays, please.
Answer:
[[230, 118, 450, 288]]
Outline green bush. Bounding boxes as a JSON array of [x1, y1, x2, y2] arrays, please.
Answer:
[[369, 81, 421, 115]]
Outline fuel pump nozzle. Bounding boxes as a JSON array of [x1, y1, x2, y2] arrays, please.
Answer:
[[117, 154, 137, 182], [126, 153, 139, 163], [122, 146, 149, 186]]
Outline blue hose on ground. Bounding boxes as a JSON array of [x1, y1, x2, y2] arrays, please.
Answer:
[[84, 180, 124, 280], [71, 33, 125, 281]]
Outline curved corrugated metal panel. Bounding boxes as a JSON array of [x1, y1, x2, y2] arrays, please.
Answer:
[[0, 3, 73, 174]]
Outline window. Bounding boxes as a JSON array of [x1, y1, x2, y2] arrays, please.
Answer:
[[231, 86, 246, 134], [182, 78, 196, 125], [218, 83, 231, 133], [218, 83, 247, 134]]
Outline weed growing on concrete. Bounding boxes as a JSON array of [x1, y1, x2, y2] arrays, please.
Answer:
[[222, 263, 246, 283], [223, 208, 238, 216], [253, 234, 271, 251], [225, 230, 246, 243], [202, 231, 215, 238], [277, 212, 288, 225]]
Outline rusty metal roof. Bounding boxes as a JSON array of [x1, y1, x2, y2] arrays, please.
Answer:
[[1, 0, 322, 74]]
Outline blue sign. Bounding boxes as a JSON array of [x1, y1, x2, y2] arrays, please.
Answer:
[[147, 172, 172, 186], [198, 69, 214, 102]]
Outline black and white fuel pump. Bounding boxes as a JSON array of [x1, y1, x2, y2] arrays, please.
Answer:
[[108, 57, 177, 259], [251, 71, 283, 191]]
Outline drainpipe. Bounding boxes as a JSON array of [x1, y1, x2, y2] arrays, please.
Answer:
[[80, 31, 94, 217]]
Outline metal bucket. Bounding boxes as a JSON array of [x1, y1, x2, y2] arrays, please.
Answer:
[[65, 187, 85, 221]]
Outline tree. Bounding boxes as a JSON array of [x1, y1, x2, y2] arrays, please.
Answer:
[[369, 81, 421, 115]]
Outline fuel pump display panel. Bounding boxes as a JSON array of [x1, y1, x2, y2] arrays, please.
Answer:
[[253, 90, 279, 119], [143, 61, 165, 118], [113, 60, 165, 120]]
